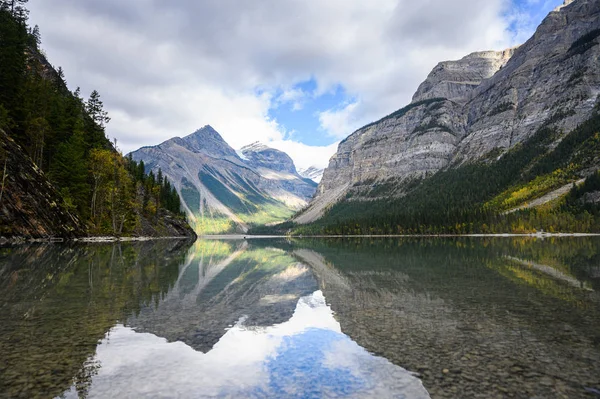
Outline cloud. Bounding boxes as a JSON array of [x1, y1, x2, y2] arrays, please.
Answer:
[[275, 87, 307, 111], [318, 102, 360, 139], [267, 140, 339, 171], [27, 0, 552, 168]]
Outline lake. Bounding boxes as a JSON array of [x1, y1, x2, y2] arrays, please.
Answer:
[[0, 237, 599, 398]]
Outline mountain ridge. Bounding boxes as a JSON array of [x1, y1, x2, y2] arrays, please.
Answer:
[[285, 0, 600, 234], [295, 0, 600, 228], [130, 127, 317, 234]]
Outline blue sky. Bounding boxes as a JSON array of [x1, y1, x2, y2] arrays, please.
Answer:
[[267, 80, 354, 147], [29, 0, 566, 170]]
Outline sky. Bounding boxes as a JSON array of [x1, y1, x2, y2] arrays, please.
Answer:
[[28, 0, 563, 170]]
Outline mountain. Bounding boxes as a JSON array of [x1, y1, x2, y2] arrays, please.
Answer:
[[291, 0, 600, 234], [298, 166, 325, 183], [130, 126, 317, 234], [240, 141, 317, 200], [240, 141, 296, 173]]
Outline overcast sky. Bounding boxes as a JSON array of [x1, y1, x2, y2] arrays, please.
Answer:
[[28, 0, 562, 170]]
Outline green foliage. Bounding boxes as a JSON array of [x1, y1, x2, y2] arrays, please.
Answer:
[[191, 214, 237, 235], [486, 167, 576, 212], [563, 169, 600, 215], [180, 177, 200, 213], [49, 120, 89, 217], [0, 6, 188, 236], [487, 102, 514, 117], [412, 120, 455, 136]]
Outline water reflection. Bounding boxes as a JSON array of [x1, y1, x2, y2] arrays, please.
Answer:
[[0, 240, 191, 399], [1, 237, 599, 398], [129, 240, 319, 353], [62, 291, 428, 398], [282, 238, 600, 398]]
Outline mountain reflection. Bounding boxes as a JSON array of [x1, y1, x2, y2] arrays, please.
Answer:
[[62, 291, 429, 398], [281, 237, 600, 398], [1, 237, 599, 398], [129, 240, 319, 352]]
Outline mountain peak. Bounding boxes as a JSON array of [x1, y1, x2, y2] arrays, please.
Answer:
[[555, 0, 575, 11], [240, 141, 270, 153], [298, 166, 324, 183], [179, 125, 237, 158], [241, 142, 297, 174], [411, 47, 516, 104], [185, 125, 223, 141]]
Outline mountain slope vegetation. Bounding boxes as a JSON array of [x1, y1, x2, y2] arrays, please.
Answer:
[[0, 2, 194, 238]]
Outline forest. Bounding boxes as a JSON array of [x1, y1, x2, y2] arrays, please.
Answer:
[[0, 1, 186, 236]]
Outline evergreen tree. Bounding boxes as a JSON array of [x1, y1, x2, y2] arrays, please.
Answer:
[[49, 120, 90, 216], [27, 23, 39, 48], [86, 90, 111, 129]]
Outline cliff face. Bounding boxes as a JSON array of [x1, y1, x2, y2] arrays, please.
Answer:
[[457, 0, 599, 160], [411, 49, 516, 104], [0, 129, 84, 240], [130, 126, 317, 234], [241, 142, 297, 174], [297, 0, 600, 224]]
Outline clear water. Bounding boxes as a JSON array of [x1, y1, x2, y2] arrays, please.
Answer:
[[0, 237, 599, 398]]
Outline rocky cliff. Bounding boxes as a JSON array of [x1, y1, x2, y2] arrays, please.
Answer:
[[0, 129, 84, 240], [130, 126, 317, 234], [241, 142, 297, 174], [297, 0, 600, 224]]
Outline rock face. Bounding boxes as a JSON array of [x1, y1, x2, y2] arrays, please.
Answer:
[[298, 166, 325, 183], [297, 0, 600, 224], [411, 49, 516, 104], [130, 126, 317, 234], [241, 141, 317, 201], [241, 142, 297, 174], [134, 209, 197, 238], [0, 129, 84, 240]]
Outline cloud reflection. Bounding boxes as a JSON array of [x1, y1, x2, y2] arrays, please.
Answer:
[[61, 291, 429, 398]]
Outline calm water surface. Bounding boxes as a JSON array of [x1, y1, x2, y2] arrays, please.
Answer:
[[0, 237, 599, 398]]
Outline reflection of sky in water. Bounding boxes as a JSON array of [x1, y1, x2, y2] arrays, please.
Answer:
[[61, 291, 429, 398]]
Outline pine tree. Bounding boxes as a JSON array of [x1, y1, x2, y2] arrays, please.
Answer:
[[86, 90, 111, 128], [49, 119, 90, 216], [27, 24, 39, 48]]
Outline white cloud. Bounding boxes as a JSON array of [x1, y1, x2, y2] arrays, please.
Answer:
[[276, 87, 307, 111], [26, 0, 553, 168], [318, 102, 361, 139], [267, 140, 339, 171]]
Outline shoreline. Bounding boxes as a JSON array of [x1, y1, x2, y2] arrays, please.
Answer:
[[202, 232, 600, 239], [3, 232, 600, 245], [0, 235, 195, 245]]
